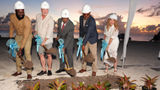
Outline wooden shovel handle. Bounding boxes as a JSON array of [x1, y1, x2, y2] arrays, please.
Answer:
[[17, 54, 25, 63], [42, 45, 48, 51], [106, 51, 111, 58], [64, 53, 70, 69], [82, 50, 86, 56]]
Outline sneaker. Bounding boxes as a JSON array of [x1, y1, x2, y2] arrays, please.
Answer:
[[47, 70, 52, 76], [37, 70, 47, 76]]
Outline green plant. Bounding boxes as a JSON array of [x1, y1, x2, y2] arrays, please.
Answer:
[[103, 81, 111, 90], [142, 75, 159, 89], [86, 85, 96, 90], [93, 81, 111, 90], [33, 81, 40, 90], [118, 74, 136, 90], [72, 82, 87, 90], [72, 81, 111, 90], [27, 81, 40, 90], [49, 79, 67, 90], [94, 81, 105, 90]]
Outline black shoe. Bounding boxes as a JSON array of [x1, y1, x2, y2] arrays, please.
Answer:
[[55, 69, 65, 73], [37, 70, 47, 76], [27, 74, 32, 79], [48, 70, 52, 76]]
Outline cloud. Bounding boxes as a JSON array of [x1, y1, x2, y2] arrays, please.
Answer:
[[137, 2, 160, 17]]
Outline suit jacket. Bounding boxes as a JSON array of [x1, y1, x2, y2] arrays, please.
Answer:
[[57, 18, 74, 49], [79, 15, 98, 45]]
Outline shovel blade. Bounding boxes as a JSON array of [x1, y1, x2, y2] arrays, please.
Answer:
[[65, 68, 76, 77], [46, 48, 57, 55], [83, 53, 95, 63], [23, 61, 33, 69], [104, 57, 116, 67]]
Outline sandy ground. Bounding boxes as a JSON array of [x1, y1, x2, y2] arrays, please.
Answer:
[[0, 38, 160, 90]]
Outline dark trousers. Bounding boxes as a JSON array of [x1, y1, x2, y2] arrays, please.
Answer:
[[60, 47, 73, 69]]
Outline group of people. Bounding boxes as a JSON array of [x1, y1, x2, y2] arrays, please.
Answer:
[[9, 1, 119, 79]]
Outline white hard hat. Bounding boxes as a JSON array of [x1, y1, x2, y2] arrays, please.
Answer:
[[41, 1, 49, 9], [14, 1, 25, 10], [61, 9, 69, 18], [82, 4, 91, 14], [109, 14, 118, 20]]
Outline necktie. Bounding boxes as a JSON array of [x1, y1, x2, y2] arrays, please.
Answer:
[[61, 23, 65, 32]]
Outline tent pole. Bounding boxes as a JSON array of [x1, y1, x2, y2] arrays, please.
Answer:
[[121, 0, 138, 68]]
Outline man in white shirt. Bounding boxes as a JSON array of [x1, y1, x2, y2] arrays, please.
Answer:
[[34, 1, 54, 76]]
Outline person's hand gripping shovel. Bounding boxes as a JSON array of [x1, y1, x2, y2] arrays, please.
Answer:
[[58, 39, 76, 77], [82, 45, 95, 63], [6, 39, 33, 70], [34, 35, 57, 55], [17, 48, 33, 70]]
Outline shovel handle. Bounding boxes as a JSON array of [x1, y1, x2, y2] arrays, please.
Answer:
[[64, 53, 70, 69], [82, 50, 86, 56], [42, 45, 48, 51], [17, 54, 25, 64], [106, 51, 111, 58]]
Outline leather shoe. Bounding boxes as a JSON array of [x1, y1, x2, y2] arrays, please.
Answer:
[[78, 69, 86, 73], [37, 70, 47, 76], [12, 72, 22, 76], [55, 69, 65, 73], [27, 74, 32, 79], [92, 71, 96, 76], [48, 70, 52, 76]]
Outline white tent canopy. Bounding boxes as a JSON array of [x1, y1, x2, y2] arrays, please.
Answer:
[[121, 0, 138, 68]]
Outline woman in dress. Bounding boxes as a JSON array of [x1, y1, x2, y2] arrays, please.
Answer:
[[104, 14, 119, 72]]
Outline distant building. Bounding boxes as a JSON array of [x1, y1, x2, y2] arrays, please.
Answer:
[[0, 30, 16, 37]]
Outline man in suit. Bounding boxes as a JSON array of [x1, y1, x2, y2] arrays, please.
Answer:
[[78, 4, 98, 76], [55, 9, 74, 73]]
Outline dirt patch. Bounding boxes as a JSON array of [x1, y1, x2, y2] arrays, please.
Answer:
[[18, 74, 120, 90]]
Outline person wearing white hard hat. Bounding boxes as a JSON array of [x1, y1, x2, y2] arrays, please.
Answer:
[[10, 1, 33, 79], [34, 1, 54, 76], [55, 9, 74, 73], [78, 4, 98, 76], [103, 13, 119, 72]]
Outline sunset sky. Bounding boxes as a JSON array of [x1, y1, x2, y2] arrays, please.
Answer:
[[0, 0, 160, 41], [0, 0, 159, 27]]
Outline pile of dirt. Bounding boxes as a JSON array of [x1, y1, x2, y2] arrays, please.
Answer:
[[18, 74, 120, 90]]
